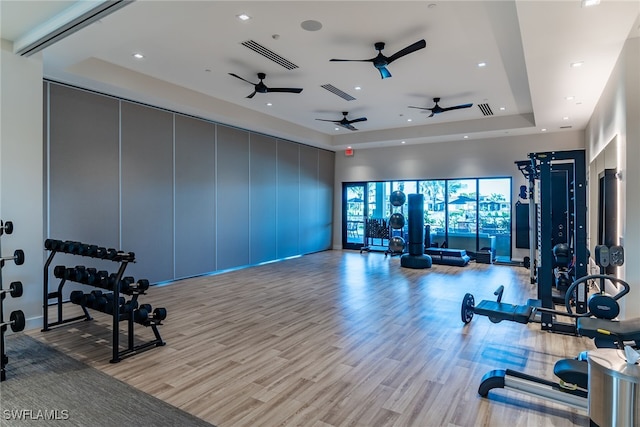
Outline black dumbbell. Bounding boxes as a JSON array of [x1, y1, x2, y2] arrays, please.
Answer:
[[53, 265, 67, 279], [153, 307, 167, 321], [136, 279, 150, 292], [104, 248, 118, 260], [44, 238, 57, 250], [74, 266, 87, 282], [0, 281, 23, 298], [84, 290, 103, 309], [69, 290, 85, 305], [103, 295, 127, 314], [85, 268, 98, 285], [118, 277, 135, 293], [0, 249, 25, 267], [1, 220, 14, 236], [0, 310, 25, 332], [85, 245, 98, 257], [133, 307, 149, 323], [94, 247, 107, 259]]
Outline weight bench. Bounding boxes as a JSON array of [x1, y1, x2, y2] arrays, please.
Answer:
[[576, 316, 640, 347], [473, 300, 534, 324], [461, 285, 535, 324], [425, 248, 470, 266]]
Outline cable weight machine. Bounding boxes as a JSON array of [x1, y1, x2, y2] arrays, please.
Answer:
[[515, 149, 588, 333]]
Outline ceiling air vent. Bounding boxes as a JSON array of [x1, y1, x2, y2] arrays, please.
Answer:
[[478, 103, 493, 116], [320, 84, 356, 101], [560, 126, 573, 129], [241, 40, 299, 70]]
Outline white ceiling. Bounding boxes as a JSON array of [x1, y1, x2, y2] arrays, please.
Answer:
[[2, 0, 639, 151]]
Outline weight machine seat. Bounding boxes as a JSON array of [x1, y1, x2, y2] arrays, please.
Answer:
[[474, 300, 534, 324], [577, 316, 640, 342], [553, 358, 588, 390]]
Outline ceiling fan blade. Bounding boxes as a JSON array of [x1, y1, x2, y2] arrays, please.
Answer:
[[428, 112, 435, 118], [441, 103, 474, 112], [229, 73, 256, 85], [329, 58, 375, 62], [386, 39, 426, 64], [341, 123, 358, 131], [266, 88, 303, 94], [408, 106, 432, 111], [315, 119, 338, 123], [346, 117, 367, 124], [246, 91, 257, 99], [378, 66, 392, 79]]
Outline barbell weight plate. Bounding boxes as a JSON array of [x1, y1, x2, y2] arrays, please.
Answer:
[[10, 310, 25, 332], [461, 293, 475, 324], [14, 249, 25, 266], [2, 221, 13, 235], [9, 281, 23, 298]]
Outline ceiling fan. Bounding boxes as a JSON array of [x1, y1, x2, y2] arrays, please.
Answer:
[[330, 39, 426, 79], [316, 112, 368, 131], [408, 97, 474, 117], [228, 72, 303, 98]]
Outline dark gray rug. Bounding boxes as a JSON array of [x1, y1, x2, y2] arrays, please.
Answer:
[[0, 334, 214, 426]]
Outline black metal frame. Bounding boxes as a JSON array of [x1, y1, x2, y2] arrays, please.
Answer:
[[523, 150, 588, 333], [42, 243, 165, 363]]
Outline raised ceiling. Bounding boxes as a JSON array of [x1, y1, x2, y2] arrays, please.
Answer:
[[2, 1, 639, 151]]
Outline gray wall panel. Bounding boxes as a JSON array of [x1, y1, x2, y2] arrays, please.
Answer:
[[250, 134, 277, 264], [276, 140, 300, 258], [120, 101, 174, 282], [48, 84, 120, 248], [174, 115, 216, 278], [299, 145, 319, 254], [318, 149, 335, 250], [216, 125, 250, 269]]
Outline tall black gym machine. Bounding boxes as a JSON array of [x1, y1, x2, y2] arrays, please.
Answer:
[[517, 150, 588, 332]]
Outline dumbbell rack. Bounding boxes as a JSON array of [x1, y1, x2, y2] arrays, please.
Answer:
[[42, 239, 166, 363], [1, 220, 26, 382]]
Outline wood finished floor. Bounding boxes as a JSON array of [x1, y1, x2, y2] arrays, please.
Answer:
[[29, 250, 594, 427]]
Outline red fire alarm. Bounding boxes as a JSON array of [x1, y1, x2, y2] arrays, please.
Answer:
[[345, 147, 354, 157]]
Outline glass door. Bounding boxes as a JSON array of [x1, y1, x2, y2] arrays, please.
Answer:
[[343, 182, 366, 249]]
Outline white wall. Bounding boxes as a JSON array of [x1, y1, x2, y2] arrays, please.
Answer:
[[0, 40, 44, 330], [586, 36, 640, 319], [333, 130, 584, 258]]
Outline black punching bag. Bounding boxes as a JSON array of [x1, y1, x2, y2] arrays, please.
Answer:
[[407, 194, 424, 255]]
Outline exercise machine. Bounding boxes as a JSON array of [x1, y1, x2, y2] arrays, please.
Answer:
[[515, 150, 588, 333], [460, 245, 626, 336]]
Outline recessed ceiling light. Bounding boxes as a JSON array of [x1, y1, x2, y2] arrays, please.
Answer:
[[334, 127, 340, 131], [581, 0, 600, 7], [407, 118, 412, 122], [463, 135, 469, 139], [301, 20, 322, 31], [541, 128, 547, 132], [499, 107, 506, 111], [237, 13, 251, 21], [266, 102, 272, 106], [565, 96, 575, 101], [132, 52, 144, 59], [401, 141, 406, 144], [570, 61, 584, 68], [477, 62, 487, 67], [354, 86, 361, 91], [563, 116, 570, 120]]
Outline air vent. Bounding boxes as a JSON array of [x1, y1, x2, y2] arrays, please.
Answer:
[[320, 84, 356, 101], [560, 125, 573, 129], [478, 103, 493, 116], [241, 40, 299, 70]]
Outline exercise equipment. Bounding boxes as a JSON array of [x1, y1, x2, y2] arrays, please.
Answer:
[[1, 219, 25, 382], [461, 245, 627, 335], [476, 314, 640, 415], [43, 238, 165, 363], [0, 310, 25, 333], [426, 248, 470, 267], [400, 193, 432, 269], [0, 249, 25, 267], [515, 150, 588, 333], [0, 282, 23, 298], [386, 190, 406, 257], [0, 221, 13, 236]]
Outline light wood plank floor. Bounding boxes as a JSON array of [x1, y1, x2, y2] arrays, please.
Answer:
[[29, 250, 594, 427]]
